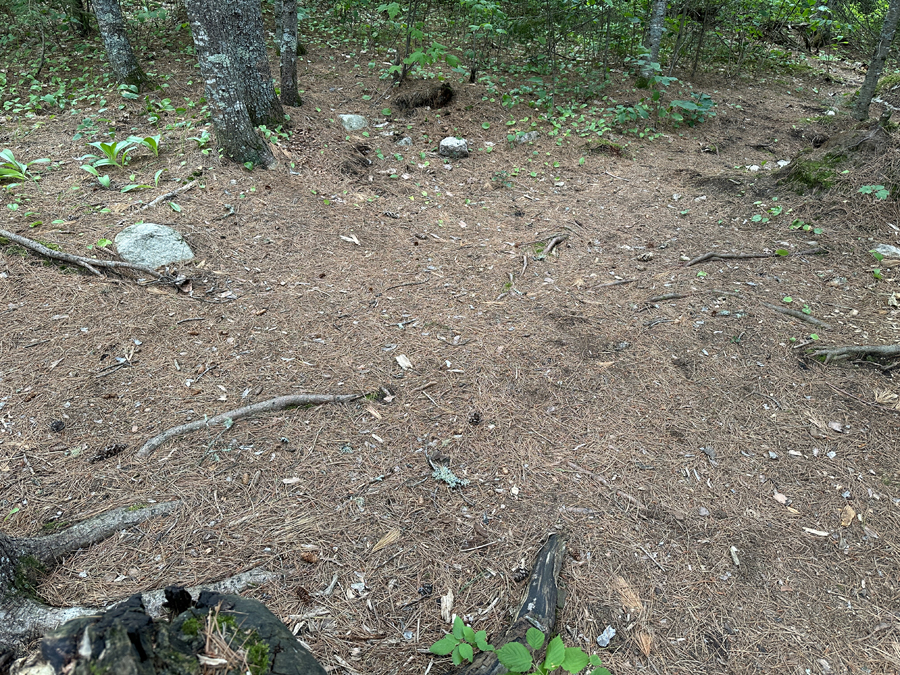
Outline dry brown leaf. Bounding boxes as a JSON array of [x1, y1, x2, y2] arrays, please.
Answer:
[[840, 504, 856, 527], [634, 632, 652, 657], [365, 404, 383, 420], [372, 528, 400, 552], [612, 575, 643, 614]]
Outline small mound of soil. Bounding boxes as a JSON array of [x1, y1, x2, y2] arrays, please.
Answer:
[[394, 83, 454, 112]]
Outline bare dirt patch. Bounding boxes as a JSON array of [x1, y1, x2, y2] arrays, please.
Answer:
[[2, 44, 900, 675]]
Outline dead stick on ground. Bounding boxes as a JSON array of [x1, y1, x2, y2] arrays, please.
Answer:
[[761, 302, 831, 329], [0, 228, 164, 279], [686, 248, 826, 267], [137, 392, 367, 457], [140, 179, 199, 210], [810, 344, 900, 364]]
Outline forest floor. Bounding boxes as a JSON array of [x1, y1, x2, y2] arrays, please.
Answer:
[[2, 35, 900, 675]]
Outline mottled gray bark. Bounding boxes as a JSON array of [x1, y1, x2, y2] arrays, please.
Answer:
[[92, 0, 149, 89], [280, 0, 301, 106], [183, 0, 277, 168], [0, 502, 178, 651], [645, 0, 668, 64], [231, 0, 285, 126], [854, 0, 900, 120]]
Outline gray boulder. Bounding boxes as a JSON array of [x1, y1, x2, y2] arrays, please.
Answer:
[[115, 222, 194, 268], [339, 114, 368, 131], [439, 137, 468, 158]]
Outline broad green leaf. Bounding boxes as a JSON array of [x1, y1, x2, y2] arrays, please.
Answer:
[[474, 630, 492, 651], [590, 668, 613, 675], [560, 647, 590, 674], [458, 642, 474, 662], [170, 202, 182, 213], [782, 296, 792, 303], [462, 625, 476, 644], [544, 635, 565, 669], [775, 249, 789, 256], [451, 644, 463, 666], [526, 627, 545, 650], [496, 642, 532, 673], [430, 634, 459, 656], [452, 616, 465, 639]]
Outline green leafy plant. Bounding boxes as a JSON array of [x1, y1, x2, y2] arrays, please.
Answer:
[[188, 130, 211, 148], [789, 218, 823, 235], [127, 134, 162, 157], [80, 164, 111, 188], [83, 140, 135, 169], [0, 149, 49, 182], [859, 184, 889, 200], [431, 617, 609, 674]]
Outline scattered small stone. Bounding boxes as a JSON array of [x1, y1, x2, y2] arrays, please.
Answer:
[[439, 137, 469, 158], [699, 506, 710, 517], [516, 131, 540, 144], [873, 243, 900, 258], [339, 114, 368, 131], [396, 136, 413, 146], [49, 420, 65, 433]]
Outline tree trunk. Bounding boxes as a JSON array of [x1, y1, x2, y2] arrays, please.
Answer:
[[66, 0, 92, 36], [280, 0, 302, 106], [183, 0, 278, 168], [646, 0, 668, 64], [0, 502, 179, 651], [854, 0, 900, 120], [92, 0, 150, 90], [228, 0, 284, 126]]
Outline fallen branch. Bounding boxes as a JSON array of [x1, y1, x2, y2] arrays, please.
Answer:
[[0, 228, 164, 280], [140, 179, 199, 210], [686, 247, 825, 267], [454, 533, 566, 675], [137, 392, 367, 457], [761, 302, 831, 329], [810, 344, 900, 364]]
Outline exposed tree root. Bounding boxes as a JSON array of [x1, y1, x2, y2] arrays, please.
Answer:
[[686, 247, 825, 267], [139, 178, 199, 210], [0, 501, 178, 651], [454, 533, 566, 675], [761, 302, 832, 329], [810, 344, 900, 364], [0, 227, 164, 280], [137, 392, 368, 457]]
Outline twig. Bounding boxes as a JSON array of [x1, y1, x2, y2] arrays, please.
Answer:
[[23, 339, 50, 349], [543, 233, 569, 256], [176, 317, 204, 325], [638, 544, 666, 572], [603, 171, 629, 181], [595, 279, 635, 288], [761, 302, 831, 329], [211, 204, 235, 221], [686, 247, 826, 267], [647, 292, 689, 302], [811, 344, 900, 364], [0, 227, 164, 279], [137, 392, 367, 457], [140, 179, 199, 210]]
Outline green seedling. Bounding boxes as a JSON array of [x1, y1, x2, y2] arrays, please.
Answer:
[[86, 238, 112, 250], [431, 617, 609, 674], [782, 296, 793, 303], [859, 184, 889, 200], [188, 130, 211, 148], [127, 134, 162, 157], [80, 164, 111, 188], [0, 149, 49, 182], [84, 140, 135, 168]]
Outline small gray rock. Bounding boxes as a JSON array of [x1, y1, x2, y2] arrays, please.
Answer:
[[516, 131, 540, 144], [439, 137, 468, 158], [115, 222, 193, 268], [396, 136, 413, 146], [873, 243, 900, 258], [339, 114, 368, 131]]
